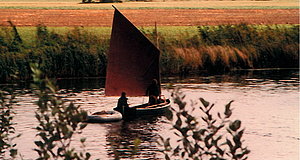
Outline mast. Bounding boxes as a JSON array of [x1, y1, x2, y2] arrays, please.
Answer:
[[105, 6, 161, 96]]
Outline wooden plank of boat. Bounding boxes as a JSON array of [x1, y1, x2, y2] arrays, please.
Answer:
[[86, 110, 122, 123], [113, 100, 170, 119], [138, 101, 169, 109], [133, 100, 170, 115]]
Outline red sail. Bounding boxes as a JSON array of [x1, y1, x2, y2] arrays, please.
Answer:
[[105, 7, 160, 96]]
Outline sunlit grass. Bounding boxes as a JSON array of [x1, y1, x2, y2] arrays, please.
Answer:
[[12, 26, 198, 45], [10, 24, 299, 45]]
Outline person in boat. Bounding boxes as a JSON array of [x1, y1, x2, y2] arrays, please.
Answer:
[[146, 79, 161, 105], [115, 92, 129, 112]]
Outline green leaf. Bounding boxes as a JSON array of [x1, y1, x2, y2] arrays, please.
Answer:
[[165, 108, 173, 121], [175, 117, 182, 128], [229, 120, 241, 131], [34, 141, 43, 147], [79, 123, 87, 130], [199, 98, 210, 108], [224, 100, 234, 118], [80, 137, 86, 143]]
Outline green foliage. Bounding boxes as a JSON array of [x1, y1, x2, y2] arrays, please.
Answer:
[[0, 87, 19, 159], [0, 24, 299, 82], [30, 63, 90, 160], [0, 25, 108, 83], [159, 88, 250, 159], [142, 24, 299, 75]]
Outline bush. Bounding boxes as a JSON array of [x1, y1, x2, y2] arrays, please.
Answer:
[[158, 88, 250, 160], [30, 63, 90, 160]]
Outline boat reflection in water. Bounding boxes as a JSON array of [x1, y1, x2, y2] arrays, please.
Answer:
[[105, 116, 163, 159]]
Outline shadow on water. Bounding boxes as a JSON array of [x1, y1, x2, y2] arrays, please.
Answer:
[[105, 116, 162, 159], [56, 77, 106, 91], [1, 68, 298, 92]]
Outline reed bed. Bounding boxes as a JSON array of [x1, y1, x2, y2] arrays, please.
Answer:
[[0, 24, 298, 82], [144, 23, 299, 75]]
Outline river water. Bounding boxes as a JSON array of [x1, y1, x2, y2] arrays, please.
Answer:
[[6, 69, 300, 159]]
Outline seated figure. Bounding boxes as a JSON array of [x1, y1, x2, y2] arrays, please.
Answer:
[[146, 79, 160, 105], [115, 92, 129, 112]]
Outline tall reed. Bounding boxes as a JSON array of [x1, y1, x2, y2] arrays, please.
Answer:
[[0, 24, 298, 82], [0, 25, 109, 82], [144, 24, 299, 75]]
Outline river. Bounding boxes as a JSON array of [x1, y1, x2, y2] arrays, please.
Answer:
[[5, 69, 300, 159]]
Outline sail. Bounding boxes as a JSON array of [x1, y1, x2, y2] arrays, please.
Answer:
[[105, 7, 161, 96]]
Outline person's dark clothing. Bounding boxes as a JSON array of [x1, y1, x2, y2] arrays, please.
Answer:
[[146, 79, 160, 105], [146, 79, 160, 96], [117, 96, 128, 109], [146, 84, 160, 97]]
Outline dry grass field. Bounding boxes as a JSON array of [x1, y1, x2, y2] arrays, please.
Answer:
[[0, 9, 298, 27], [0, 0, 298, 26], [0, 0, 298, 9]]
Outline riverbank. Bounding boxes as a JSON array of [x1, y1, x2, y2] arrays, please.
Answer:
[[0, 24, 298, 82]]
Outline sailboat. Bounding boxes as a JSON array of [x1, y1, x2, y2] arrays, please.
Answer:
[[105, 6, 170, 119], [87, 6, 170, 122]]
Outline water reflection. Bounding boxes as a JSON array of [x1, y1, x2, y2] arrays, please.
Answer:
[[105, 116, 162, 159], [56, 77, 106, 91], [1, 68, 299, 160], [173, 69, 297, 82]]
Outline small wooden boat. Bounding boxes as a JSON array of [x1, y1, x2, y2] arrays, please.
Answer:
[[104, 6, 170, 120], [86, 110, 122, 123], [113, 99, 171, 119]]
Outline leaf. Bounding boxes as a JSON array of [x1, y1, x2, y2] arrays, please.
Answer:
[[192, 131, 201, 140], [224, 100, 234, 118], [9, 149, 18, 157], [85, 152, 91, 159], [34, 141, 43, 147], [80, 137, 86, 143], [79, 123, 87, 130], [229, 120, 241, 132], [181, 151, 186, 158], [199, 129, 207, 135], [199, 98, 210, 108], [175, 117, 182, 128], [173, 145, 180, 155], [165, 108, 173, 121], [165, 154, 171, 160], [226, 139, 233, 149]]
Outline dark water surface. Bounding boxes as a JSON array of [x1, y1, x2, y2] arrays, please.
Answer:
[[7, 69, 300, 159]]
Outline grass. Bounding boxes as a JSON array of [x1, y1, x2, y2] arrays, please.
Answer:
[[14, 26, 198, 45], [13, 27, 112, 45], [13, 25, 296, 45]]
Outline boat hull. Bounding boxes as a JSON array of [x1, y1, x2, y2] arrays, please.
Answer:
[[114, 100, 170, 119], [86, 111, 122, 123]]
